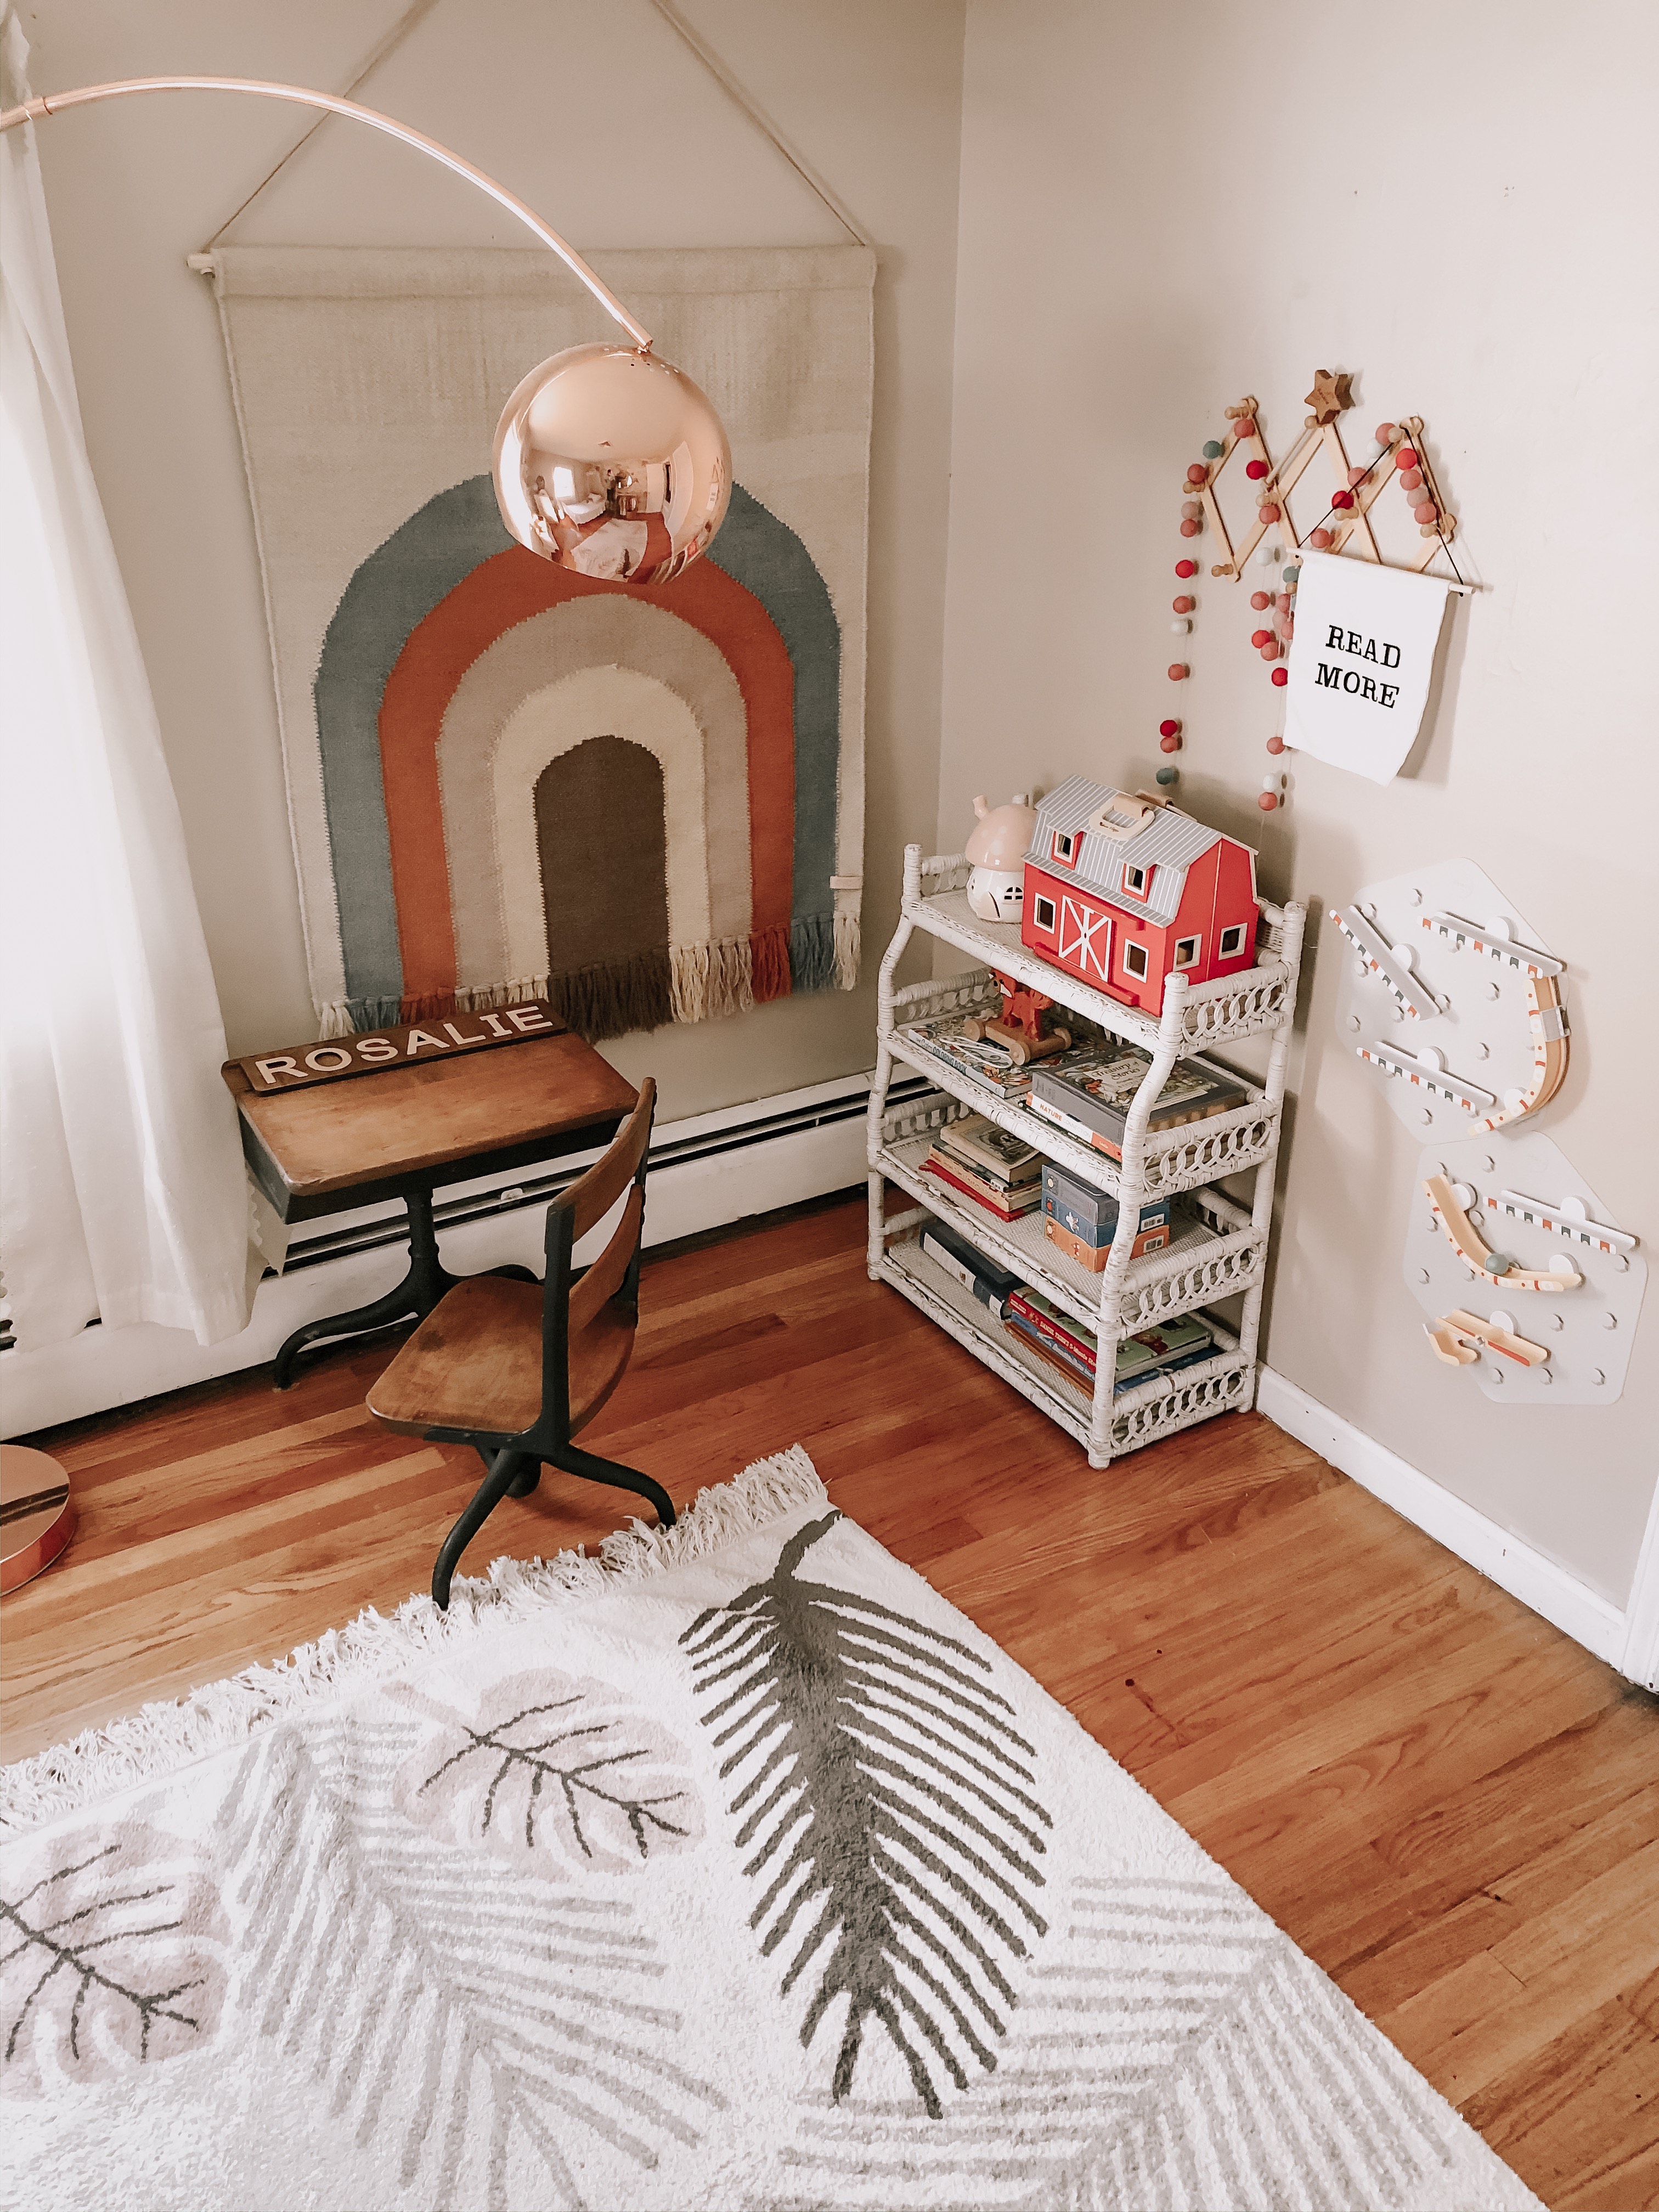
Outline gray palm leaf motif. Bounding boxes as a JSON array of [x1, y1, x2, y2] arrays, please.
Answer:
[[681, 1510, 1051, 2117], [776, 1875, 1477, 2211], [220, 1720, 723, 2211]]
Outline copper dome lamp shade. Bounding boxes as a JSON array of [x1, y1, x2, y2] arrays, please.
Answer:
[[0, 76, 732, 586]]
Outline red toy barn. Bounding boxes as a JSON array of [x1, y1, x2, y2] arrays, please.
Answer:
[[1019, 779, 1260, 1015]]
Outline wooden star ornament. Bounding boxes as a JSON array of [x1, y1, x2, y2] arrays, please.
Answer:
[[1304, 369, 1354, 427]]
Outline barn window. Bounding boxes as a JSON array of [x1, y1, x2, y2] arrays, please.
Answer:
[[1219, 923, 1247, 958], [1122, 940, 1149, 980], [1174, 935, 1201, 968], [1050, 830, 1080, 867], [1032, 893, 1056, 932], [1121, 862, 1153, 899]]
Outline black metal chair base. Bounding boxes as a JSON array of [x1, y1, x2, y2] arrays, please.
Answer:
[[431, 1444, 676, 1610], [272, 1188, 538, 1389]]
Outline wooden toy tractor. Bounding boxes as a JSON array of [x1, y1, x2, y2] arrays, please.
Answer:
[[961, 970, 1073, 1066]]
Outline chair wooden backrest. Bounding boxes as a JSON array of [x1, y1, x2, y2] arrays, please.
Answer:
[[539, 1079, 656, 1442]]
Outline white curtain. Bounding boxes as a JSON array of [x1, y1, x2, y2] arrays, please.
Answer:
[[0, 14, 252, 1351]]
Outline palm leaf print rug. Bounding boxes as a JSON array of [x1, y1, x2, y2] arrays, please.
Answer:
[[2, 1449, 1539, 2211]]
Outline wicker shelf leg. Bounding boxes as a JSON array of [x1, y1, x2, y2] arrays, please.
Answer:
[[868, 867, 917, 1282], [1087, 978, 1193, 1468], [1236, 900, 1305, 1395]]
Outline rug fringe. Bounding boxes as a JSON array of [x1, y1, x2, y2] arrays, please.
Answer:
[[789, 912, 838, 996], [549, 948, 675, 1041], [669, 941, 708, 1025], [833, 911, 861, 990], [453, 976, 551, 1014], [0, 1446, 826, 1839], [750, 922, 792, 1003], [317, 946, 770, 1041]]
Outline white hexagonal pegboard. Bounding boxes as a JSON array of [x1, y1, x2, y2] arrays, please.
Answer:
[[1403, 1126, 1645, 1405], [1330, 859, 1566, 1144]]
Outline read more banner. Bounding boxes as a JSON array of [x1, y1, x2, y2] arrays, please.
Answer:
[[1284, 548, 1454, 784]]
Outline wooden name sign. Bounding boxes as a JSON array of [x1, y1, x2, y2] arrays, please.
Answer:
[[234, 1001, 568, 1093]]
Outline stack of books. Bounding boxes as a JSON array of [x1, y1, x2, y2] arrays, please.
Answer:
[[1003, 1291, 1215, 1395], [1028, 1045, 1246, 1161], [1041, 1161, 1170, 1272], [922, 1114, 1043, 1223]]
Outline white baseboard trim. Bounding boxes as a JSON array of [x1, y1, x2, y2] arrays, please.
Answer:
[[1, 1070, 895, 1441], [1257, 1366, 1638, 1678]]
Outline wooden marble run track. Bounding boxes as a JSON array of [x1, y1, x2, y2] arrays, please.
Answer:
[[1423, 1174, 1583, 1293], [1421, 913, 1569, 1131], [1424, 1308, 1550, 1368]]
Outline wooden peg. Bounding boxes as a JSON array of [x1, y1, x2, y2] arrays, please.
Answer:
[[1425, 1319, 1479, 1366]]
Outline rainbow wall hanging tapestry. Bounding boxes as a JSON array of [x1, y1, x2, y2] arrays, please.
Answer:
[[207, 246, 874, 1039]]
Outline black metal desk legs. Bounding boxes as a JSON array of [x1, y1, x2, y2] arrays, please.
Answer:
[[272, 1188, 538, 1389]]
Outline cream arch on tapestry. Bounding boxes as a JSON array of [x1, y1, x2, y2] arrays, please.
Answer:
[[436, 601, 753, 1013], [492, 669, 712, 1019]]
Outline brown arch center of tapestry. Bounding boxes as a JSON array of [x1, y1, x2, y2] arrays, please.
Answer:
[[534, 735, 673, 1040]]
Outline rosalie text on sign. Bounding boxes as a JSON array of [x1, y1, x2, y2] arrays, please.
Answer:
[[234, 1001, 568, 1093]]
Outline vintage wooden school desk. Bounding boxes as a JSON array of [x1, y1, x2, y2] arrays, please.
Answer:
[[223, 1005, 636, 1387]]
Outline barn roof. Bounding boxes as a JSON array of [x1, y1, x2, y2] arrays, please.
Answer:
[[1026, 777, 1246, 928]]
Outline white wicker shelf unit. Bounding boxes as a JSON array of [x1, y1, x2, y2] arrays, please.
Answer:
[[867, 846, 1307, 1467]]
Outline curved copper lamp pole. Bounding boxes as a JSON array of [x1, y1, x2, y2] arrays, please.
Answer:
[[0, 75, 734, 581], [0, 76, 653, 349]]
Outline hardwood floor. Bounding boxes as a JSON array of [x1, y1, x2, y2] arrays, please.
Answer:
[[5, 1194, 1656, 2209]]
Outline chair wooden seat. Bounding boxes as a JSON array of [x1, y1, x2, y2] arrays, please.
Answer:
[[365, 1079, 669, 1607], [368, 1278, 635, 1442]]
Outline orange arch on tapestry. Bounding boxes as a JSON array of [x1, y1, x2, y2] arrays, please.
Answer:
[[376, 549, 797, 1008]]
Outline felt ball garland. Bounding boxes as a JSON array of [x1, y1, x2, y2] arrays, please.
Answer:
[[1262, 562, 1297, 814], [1163, 394, 1297, 799], [1164, 446, 1216, 786], [1157, 392, 1463, 815]]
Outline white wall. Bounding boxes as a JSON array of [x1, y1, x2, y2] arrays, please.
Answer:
[[24, 0, 964, 1114], [940, 0, 1659, 1605]]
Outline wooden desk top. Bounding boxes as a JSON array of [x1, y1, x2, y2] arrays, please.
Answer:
[[224, 1031, 636, 1218]]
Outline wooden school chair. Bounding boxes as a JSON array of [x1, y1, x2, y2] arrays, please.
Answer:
[[368, 1080, 672, 1608]]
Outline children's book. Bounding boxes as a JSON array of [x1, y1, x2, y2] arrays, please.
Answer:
[[898, 1018, 1034, 1099], [918, 1221, 1023, 1318], [1005, 1290, 1212, 1379], [922, 1153, 1042, 1222], [1004, 1312, 1217, 1396], [932, 1114, 1042, 1189], [1029, 1046, 1246, 1159]]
